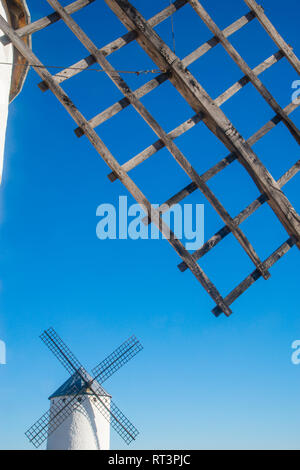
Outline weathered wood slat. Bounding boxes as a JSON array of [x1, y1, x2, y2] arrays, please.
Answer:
[[41, 7, 254, 92], [212, 237, 297, 317], [0, 0, 95, 46], [2, 0, 298, 315], [74, 71, 172, 137], [38, 0, 188, 91], [243, 0, 300, 74], [215, 50, 284, 106], [248, 100, 300, 143], [182, 11, 255, 67], [0, 11, 232, 316], [189, 0, 300, 146], [47, 0, 270, 280], [107, 50, 284, 181], [108, 112, 205, 181], [178, 160, 300, 272], [75, 11, 257, 136], [142, 100, 300, 225], [104, 0, 300, 251]]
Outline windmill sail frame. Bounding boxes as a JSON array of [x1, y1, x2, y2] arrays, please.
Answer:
[[0, 0, 299, 316]]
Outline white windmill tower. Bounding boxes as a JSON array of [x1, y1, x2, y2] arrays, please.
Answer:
[[47, 369, 112, 450], [0, 0, 31, 181], [25, 328, 143, 450]]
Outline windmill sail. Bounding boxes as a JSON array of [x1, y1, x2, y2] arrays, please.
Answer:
[[92, 335, 143, 383], [40, 327, 83, 376], [89, 381, 139, 445], [25, 391, 85, 448]]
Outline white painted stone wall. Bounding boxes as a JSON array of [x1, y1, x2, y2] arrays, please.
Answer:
[[0, 2, 13, 182], [47, 394, 111, 450]]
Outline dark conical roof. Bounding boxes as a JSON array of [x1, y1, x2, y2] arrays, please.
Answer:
[[48, 368, 110, 399]]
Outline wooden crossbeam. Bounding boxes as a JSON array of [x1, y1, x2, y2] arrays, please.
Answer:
[[243, 0, 300, 74], [75, 71, 172, 137], [107, 112, 205, 182], [178, 160, 300, 272], [107, 50, 285, 182], [189, 0, 300, 146], [212, 237, 297, 317], [142, 100, 299, 225], [39, 7, 255, 92], [38, 0, 189, 91], [0, 0, 95, 46], [104, 0, 300, 252], [47, 0, 271, 280], [0, 11, 233, 316], [182, 11, 255, 67], [73, 10, 257, 137], [215, 50, 284, 107], [0, 0, 298, 317]]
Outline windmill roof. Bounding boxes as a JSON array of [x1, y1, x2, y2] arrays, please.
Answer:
[[49, 368, 111, 400]]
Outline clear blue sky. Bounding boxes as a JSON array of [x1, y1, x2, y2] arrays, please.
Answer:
[[0, 0, 299, 450]]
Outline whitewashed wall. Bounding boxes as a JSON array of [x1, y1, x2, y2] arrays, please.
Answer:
[[47, 394, 111, 450], [0, 2, 13, 183]]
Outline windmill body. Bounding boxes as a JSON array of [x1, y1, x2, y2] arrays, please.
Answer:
[[47, 372, 111, 450]]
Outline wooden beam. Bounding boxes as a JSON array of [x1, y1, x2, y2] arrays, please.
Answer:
[[243, 0, 300, 74], [212, 237, 297, 317], [215, 50, 284, 107], [40, 7, 254, 91], [183, 11, 255, 67], [107, 50, 284, 181], [0, 0, 95, 46], [74, 10, 258, 137], [104, 0, 300, 250], [47, 0, 271, 280], [178, 160, 300, 272], [107, 112, 205, 181], [189, 0, 300, 146], [0, 12, 232, 316], [143, 100, 300, 225], [75, 71, 172, 137], [38, 0, 189, 91]]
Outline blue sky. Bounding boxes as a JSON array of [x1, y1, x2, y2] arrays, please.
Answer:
[[0, 0, 299, 450]]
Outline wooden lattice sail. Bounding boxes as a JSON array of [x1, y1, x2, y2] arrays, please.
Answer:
[[0, 0, 299, 316]]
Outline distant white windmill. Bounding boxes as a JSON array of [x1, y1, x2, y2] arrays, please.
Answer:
[[26, 328, 143, 450]]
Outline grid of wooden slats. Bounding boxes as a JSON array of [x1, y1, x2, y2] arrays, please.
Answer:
[[0, 0, 299, 317]]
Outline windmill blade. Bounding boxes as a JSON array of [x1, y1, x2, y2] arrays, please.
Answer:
[[40, 327, 84, 376], [92, 335, 143, 384], [25, 390, 85, 448], [108, 399, 139, 445], [90, 381, 139, 445]]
